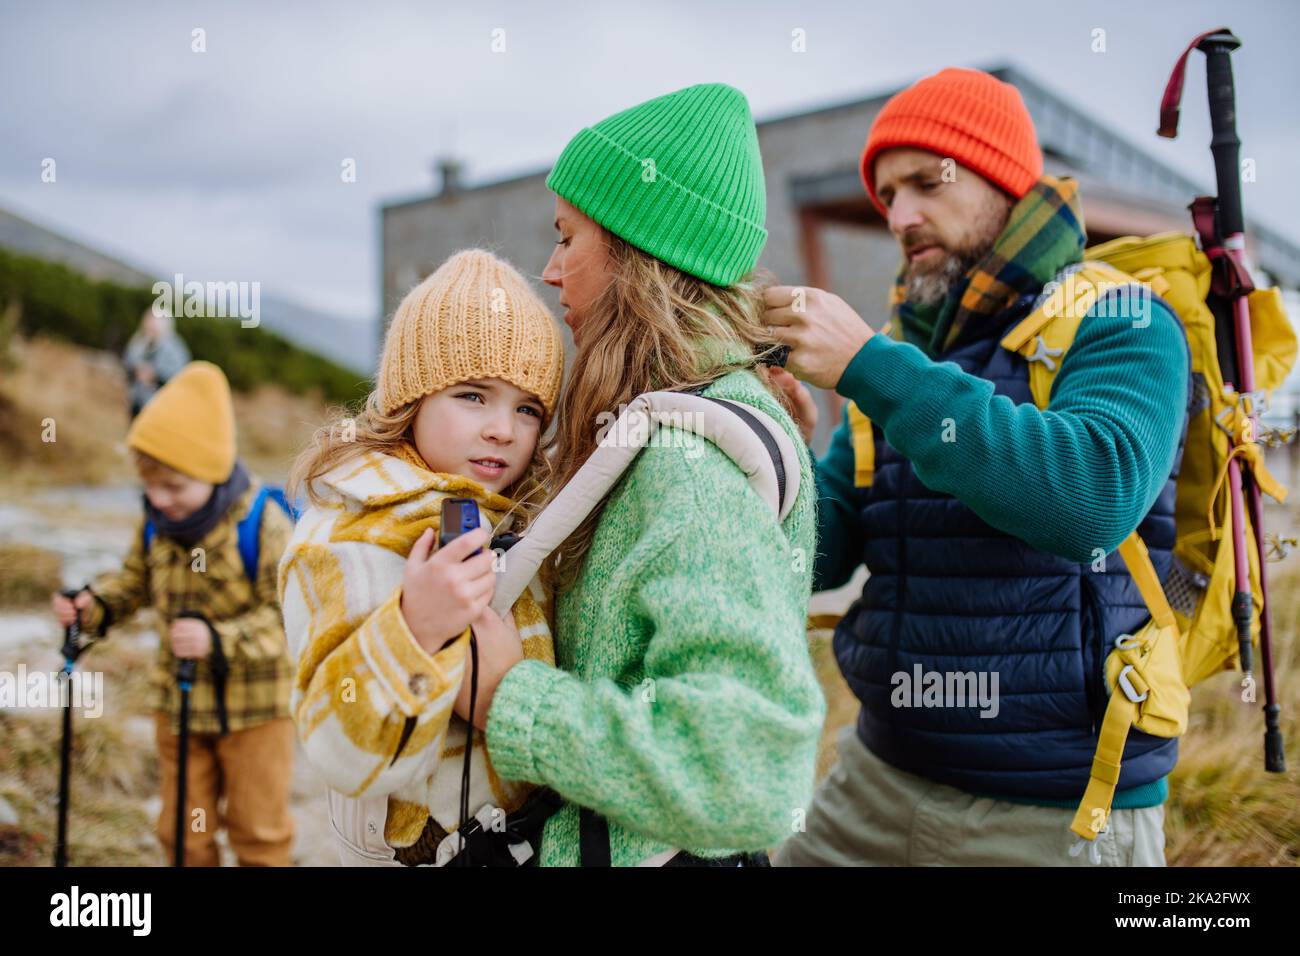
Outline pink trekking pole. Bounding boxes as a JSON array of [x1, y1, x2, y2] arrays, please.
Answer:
[[1159, 27, 1285, 772]]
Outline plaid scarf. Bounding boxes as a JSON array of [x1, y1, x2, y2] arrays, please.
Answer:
[[888, 175, 1086, 356]]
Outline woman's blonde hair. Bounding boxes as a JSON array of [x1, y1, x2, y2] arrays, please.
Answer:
[[547, 230, 790, 591], [287, 388, 555, 533]]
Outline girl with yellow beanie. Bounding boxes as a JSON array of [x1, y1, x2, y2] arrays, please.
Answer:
[[279, 248, 565, 866]]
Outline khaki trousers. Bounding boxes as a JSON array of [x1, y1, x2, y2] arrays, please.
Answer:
[[154, 712, 295, 867], [774, 724, 1166, 867]]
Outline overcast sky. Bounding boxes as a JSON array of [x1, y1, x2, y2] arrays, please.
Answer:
[[2, 0, 1296, 323]]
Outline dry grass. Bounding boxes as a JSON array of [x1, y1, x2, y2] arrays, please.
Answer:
[[1165, 560, 1300, 865], [0, 334, 332, 489], [232, 384, 341, 482], [0, 543, 62, 607], [808, 628, 856, 782], [0, 337, 135, 487], [0, 628, 161, 866]]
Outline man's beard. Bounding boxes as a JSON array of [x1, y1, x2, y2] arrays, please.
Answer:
[[904, 251, 977, 307], [902, 196, 1009, 307]]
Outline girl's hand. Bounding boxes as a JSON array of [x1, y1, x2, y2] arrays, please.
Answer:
[[455, 607, 523, 731], [401, 526, 496, 655], [767, 366, 819, 445], [52, 590, 92, 629]]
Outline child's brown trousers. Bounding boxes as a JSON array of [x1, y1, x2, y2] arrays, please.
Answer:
[[154, 711, 295, 866]]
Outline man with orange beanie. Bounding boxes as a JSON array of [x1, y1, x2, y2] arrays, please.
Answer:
[[52, 361, 296, 866], [764, 68, 1190, 866]]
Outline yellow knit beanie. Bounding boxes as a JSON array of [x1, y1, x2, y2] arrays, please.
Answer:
[[126, 361, 236, 483], [377, 249, 564, 417]]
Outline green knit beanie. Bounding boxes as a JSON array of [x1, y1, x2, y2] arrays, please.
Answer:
[[546, 83, 768, 287]]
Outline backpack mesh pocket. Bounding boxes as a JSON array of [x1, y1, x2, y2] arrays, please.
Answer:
[[1164, 556, 1207, 619]]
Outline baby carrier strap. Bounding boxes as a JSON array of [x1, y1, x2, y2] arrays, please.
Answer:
[[489, 385, 802, 617]]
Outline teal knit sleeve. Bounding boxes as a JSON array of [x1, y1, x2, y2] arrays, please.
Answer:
[[812, 404, 866, 592], [835, 298, 1188, 563], [485, 437, 826, 851]]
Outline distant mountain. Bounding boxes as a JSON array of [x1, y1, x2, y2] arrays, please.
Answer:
[[0, 206, 155, 287], [0, 206, 377, 373], [254, 293, 378, 375]]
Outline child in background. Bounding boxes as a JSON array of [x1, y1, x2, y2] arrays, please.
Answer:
[[279, 249, 563, 866], [52, 361, 296, 866]]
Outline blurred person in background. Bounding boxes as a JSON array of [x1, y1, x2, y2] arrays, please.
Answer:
[[124, 305, 190, 417]]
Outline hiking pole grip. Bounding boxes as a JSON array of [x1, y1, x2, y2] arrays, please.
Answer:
[[1231, 591, 1253, 675], [54, 588, 83, 867], [59, 588, 84, 666], [1264, 704, 1286, 772], [1198, 31, 1244, 238]]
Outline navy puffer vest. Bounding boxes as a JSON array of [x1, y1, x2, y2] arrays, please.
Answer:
[[834, 290, 1188, 800]]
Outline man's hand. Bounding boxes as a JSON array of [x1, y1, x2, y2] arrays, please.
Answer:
[[765, 366, 819, 445], [454, 607, 523, 730], [762, 286, 874, 390], [170, 617, 212, 659]]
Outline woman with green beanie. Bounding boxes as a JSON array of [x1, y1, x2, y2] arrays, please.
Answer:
[[468, 82, 826, 866]]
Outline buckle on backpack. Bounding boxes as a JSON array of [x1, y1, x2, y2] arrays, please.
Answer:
[[1025, 336, 1064, 371], [1117, 664, 1148, 704]]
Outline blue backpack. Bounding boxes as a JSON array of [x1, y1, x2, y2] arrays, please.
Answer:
[[143, 485, 298, 581]]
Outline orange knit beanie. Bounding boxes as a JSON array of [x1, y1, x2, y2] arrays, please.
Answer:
[[860, 67, 1042, 216]]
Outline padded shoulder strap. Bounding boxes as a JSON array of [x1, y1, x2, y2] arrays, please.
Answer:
[[1000, 261, 1150, 410], [236, 486, 271, 583], [489, 388, 802, 616], [847, 400, 875, 488]]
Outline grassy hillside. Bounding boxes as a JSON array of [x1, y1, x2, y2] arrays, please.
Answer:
[[0, 247, 368, 405], [0, 335, 331, 487]]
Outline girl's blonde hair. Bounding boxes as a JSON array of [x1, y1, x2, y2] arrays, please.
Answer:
[[547, 230, 790, 591], [287, 388, 555, 533]]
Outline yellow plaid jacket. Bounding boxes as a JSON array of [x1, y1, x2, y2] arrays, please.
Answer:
[[82, 484, 294, 736], [277, 445, 555, 851]]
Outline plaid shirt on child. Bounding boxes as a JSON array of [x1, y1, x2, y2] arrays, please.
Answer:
[[82, 485, 294, 736]]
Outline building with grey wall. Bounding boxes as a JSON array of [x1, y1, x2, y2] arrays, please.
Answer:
[[380, 65, 1300, 456]]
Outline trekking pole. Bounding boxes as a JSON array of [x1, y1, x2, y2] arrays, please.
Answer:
[[1159, 27, 1286, 772], [173, 656, 197, 866], [54, 589, 86, 867]]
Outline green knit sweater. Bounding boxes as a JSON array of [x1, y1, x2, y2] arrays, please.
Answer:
[[817, 299, 1189, 810], [486, 369, 826, 866]]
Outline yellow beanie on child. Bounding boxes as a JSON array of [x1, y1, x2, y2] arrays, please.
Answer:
[[126, 361, 236, 483], [377, 249, 564, 417]]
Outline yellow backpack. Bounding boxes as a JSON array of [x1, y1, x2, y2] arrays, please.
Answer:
[[839, 232, 1296, 841]]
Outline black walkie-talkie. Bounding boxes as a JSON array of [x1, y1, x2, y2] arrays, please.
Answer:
[[763, 343, 791, 368], [439, 498, 482, 552]]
